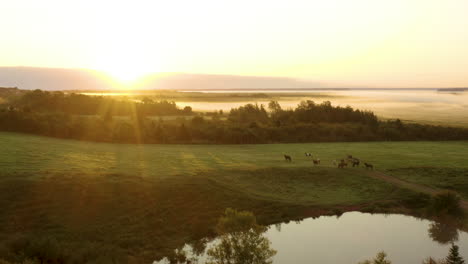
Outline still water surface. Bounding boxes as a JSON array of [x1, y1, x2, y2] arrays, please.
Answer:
[[157, 212, 468, 264], [267, 212, 468, 264]]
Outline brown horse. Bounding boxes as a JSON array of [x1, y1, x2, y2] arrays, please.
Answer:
[[284, 155, 292, 162], [312, 159, 320, 165], [352, 159, 360, 167], [338, 160, 347, 168], [364, 162, 374, 170]]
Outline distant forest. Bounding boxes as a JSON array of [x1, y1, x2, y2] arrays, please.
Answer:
[[1, 88, 468, 144]]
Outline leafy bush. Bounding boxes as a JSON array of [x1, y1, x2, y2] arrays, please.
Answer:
[[428, 192, 464, 218]]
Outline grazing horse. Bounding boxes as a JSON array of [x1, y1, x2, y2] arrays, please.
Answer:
[[312, 158, 320, 165], [304, 152, 312, 157], [284, 155, 292, 162], [338, 159, 347, 168], [364, 162, 374, 170], [347, 155, 353, 159], [352, 159, 360, 167]]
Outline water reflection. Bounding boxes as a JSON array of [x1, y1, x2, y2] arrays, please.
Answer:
[[155, 212, 468, 264], [155, 209, 276, 264], [428, 221, 460, 245], [205, 208, 276, 264]]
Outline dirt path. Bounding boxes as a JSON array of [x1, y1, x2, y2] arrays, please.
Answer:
[[366, 170, 468, 210]]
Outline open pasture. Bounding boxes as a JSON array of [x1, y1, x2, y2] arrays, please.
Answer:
[[1, 132, 467, 177], [1, 132, 468, 261]]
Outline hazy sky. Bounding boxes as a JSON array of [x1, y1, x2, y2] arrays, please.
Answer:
[[1, 0, 468, 87]]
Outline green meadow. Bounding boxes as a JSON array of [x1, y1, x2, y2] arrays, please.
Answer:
[[1, 131, 468, 262], [2, 132, 468, 177]]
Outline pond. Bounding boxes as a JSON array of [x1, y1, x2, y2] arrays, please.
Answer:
[[155, 212, 468, 264]]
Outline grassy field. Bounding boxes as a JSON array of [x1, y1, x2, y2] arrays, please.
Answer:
[[0, 167, 419, 262], [388, 167, 468, 199], [2, 132, 468, 176], [1, 132, 468, 262]]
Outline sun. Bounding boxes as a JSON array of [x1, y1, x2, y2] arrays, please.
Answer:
[[97, 53, 159, 85], [93, 44, 162, 86], [103, 64, 153, 84]]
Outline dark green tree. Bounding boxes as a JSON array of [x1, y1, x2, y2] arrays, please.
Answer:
[[267, 100, 282, 113], [429, 192, 463, 218], [183, 106, 192, 114], [446, 244, 465, 264], [358, 251, 391, 264], [422, 257, 445, 264], [177, 124, 192, 142]]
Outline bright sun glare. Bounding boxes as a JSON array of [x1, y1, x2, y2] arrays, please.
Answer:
[[93, 32, 161, 85], [103, 64, 153, 84], [98, 52, 159, 84]]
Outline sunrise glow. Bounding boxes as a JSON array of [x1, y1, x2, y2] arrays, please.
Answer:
[[98, 60, 156, 84], [1, 0, 468, 87]]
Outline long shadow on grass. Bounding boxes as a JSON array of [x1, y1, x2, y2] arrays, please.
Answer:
[[0, 167, 427, 263]]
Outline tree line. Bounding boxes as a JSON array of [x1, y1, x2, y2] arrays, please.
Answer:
[[1, 89, 468, 144], [8, 89, 192, 116]]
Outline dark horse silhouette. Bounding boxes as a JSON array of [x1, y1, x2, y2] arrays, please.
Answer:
[[284, 155, 292, 162], [338, 159, 347, 168], [352, 159, 360, 167], [364, 162, 374, 170]]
